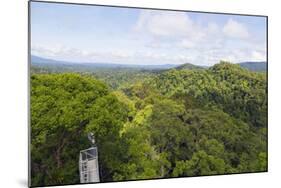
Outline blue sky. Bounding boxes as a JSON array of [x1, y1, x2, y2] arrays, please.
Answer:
[[30, 1, 267, 66]]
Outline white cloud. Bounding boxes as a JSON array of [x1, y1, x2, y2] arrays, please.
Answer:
[[31, 45, 136, 63], [180, 39, 196, 48], [251, 50, 266, 61], [135, 15, 266, 65], [223, 19, 249, 39], [207, 22, 220, 34], [31, 45, 88, 62], [133, 10, 210, 52], [134, 10, 194, 38], [32, 12, 265, 66], [31, 43, 266, 66]]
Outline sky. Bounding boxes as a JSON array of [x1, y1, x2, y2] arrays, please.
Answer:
[[30, 1, 267, 66]]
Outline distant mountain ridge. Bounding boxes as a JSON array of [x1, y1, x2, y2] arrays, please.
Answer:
[[31, 55, 178, 70], [238, 62, 267, 72], [172, 62, 267, 72], [31, 55, 267, 72]]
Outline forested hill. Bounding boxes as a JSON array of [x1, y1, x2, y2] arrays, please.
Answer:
[[174, 62, 206, 70], [31, 61, 267, 187], [172, 61, 267, 72], [31, 55, 266, 91], [145, 62, 267, 127]]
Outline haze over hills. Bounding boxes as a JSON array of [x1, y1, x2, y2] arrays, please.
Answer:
[[31, 55, 267, 72], [31, 55, 178, 70], [238, 62, 267, 72]]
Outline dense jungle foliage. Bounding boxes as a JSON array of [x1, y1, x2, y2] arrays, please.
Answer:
[[30, 61, 267, 186]]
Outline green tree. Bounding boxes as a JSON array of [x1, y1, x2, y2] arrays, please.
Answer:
[[85, 94, 130, 181], [172, 151, 226, 177], [31, 73, 109, 186]]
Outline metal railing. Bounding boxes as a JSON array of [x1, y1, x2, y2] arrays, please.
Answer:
[[79, 147, 100, 183]]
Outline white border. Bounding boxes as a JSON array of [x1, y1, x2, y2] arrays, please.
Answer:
[[1, 0, 280, 188]]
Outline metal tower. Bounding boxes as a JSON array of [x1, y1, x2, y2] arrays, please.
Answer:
[[79, 133, 100, 183]]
